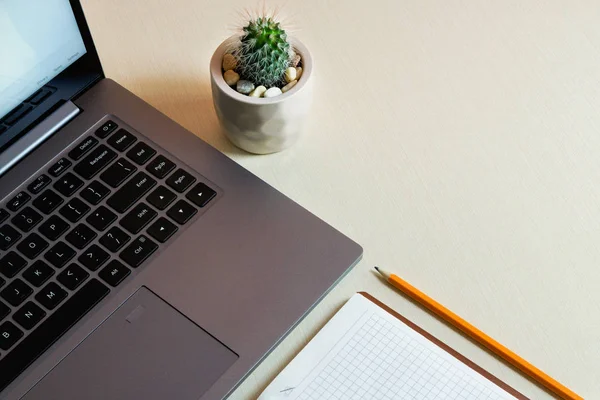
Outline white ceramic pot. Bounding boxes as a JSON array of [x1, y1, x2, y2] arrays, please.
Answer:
[[210, 36, 313, 154]]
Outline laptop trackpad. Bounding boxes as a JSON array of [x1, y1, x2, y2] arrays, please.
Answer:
[[24, 287, 238, 400]]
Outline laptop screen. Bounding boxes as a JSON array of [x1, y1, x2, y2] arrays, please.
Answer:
[[0, 0, 87, 122]]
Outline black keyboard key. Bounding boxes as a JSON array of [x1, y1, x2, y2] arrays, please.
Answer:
[[147, 185, 176, 210], [167, 200, 197, 225], [48, 158, 71, 177], [0, 252, 27, 278], [53, 172, 84, 197], [0, 279, 32, 307], [166, 168, 196, 193], [0, 209, 8, 224], [0, 125, 5, 134], [120, 235, 158, 268], [27, 174, 51, 194], [0, 321, 23, 350], [100, 158, 136, 188], [13, 302, 46, 330], [86, 205, 117, 231], [99, 226, 130, 253], [107, 129, 136, 152], [68, 136, 98, 160], [120, 203, 157, 234], [6, 192, 30, 212], [186, 182, 217, 208], [99, 260, 130, 287], [0, 225, 21, 250], [95, 120, 118, 138], [0, 301, 9, 320], [57, 264, 89, 290], [32, 189, 63, 214], [65, 224, 96, 250], [35, 282, 68, 310], [0, 277, 4, 288], [147, 217, 178, 243], [126, 142, 156, 165], [80, 181, 110, 205], [146, 155, 176, 179], [17, 233, 48, 259], [78, 244, 109, 271], [106, 172, 156, 213], [73, 145, 117, 180], [22, 260, 54, 287], [59, 198, 90, 223], [0, 279, 109, 391], [44, 241, 76, 268], [11, 207, 43, 232], [38, 215, 70, 241]]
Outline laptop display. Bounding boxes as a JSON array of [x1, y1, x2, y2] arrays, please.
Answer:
[[0, 0, 86, 122], [0, 0, 102, 156]]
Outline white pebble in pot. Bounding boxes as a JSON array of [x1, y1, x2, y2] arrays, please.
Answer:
[[263, 87, 282, 98], [236, 80, 255, 94], [249, 85, 267, 97], [284, 67, 297, 83]]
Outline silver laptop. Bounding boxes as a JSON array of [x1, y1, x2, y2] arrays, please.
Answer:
[[0, 1, 362, 399]]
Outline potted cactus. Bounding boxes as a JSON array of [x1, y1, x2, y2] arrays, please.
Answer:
[[210, 15, 312, 154]]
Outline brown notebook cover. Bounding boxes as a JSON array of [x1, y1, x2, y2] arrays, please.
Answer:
[[359, 291, 528, 399]]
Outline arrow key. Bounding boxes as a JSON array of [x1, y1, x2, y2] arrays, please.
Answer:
[[166, 200, 197, 225], [185, 182, 216, 208], [146, 185, 176, 210], [147, 217, 178, 243], [57, 263, 89, 290]]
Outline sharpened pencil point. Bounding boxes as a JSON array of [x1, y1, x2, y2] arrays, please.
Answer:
[[374, 266, 391, 280]]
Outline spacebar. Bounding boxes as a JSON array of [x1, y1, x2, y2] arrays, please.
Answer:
[[0, 279, 110, 392]]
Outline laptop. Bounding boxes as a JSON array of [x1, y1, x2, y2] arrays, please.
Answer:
[[0, 1, 362, 399]]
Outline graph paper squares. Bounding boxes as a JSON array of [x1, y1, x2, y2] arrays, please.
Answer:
[[296, 314, 510, 400]]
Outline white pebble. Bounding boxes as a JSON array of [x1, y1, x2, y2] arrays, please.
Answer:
[[249, 85, 267, 97], [281, 80, 297, 93], [223, 70, 240, 86], [284, 67, 297, 83], [264, 87, 283, 98], [296, 67, 303, 80], [222, 53, 237, 71], [236, 80, 255, 94]]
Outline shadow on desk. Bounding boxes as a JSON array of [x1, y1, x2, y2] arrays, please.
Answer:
[[125, 76, 250, 158], [247, 300, 348, 400]]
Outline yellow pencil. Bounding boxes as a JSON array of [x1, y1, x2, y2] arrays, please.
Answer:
[[374, 266, 582, 400]]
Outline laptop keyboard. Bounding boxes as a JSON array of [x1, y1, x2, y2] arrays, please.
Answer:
[[0, 118, 218, 390]]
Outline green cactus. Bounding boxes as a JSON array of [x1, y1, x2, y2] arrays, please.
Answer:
[[234, 17, 291, 88]]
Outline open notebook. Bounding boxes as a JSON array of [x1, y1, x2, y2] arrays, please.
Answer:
[[259, 292, 526, 400]]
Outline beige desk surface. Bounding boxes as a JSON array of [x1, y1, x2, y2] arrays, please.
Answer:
[[81, 1, 598, 398]]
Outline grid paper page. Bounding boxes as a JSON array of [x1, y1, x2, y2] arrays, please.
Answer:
[[259, 294, 518, 400]]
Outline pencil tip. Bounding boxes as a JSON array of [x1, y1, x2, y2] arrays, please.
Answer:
[[374, 266, 380, 272]]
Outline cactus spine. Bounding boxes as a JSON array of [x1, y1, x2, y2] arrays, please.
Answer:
[[234, 17, 291, 88]]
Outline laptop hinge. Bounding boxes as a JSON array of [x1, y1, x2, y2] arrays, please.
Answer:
[[0, 101, 80, 176]]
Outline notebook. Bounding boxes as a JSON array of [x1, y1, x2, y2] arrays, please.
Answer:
[[259, 292, 526, 400]]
